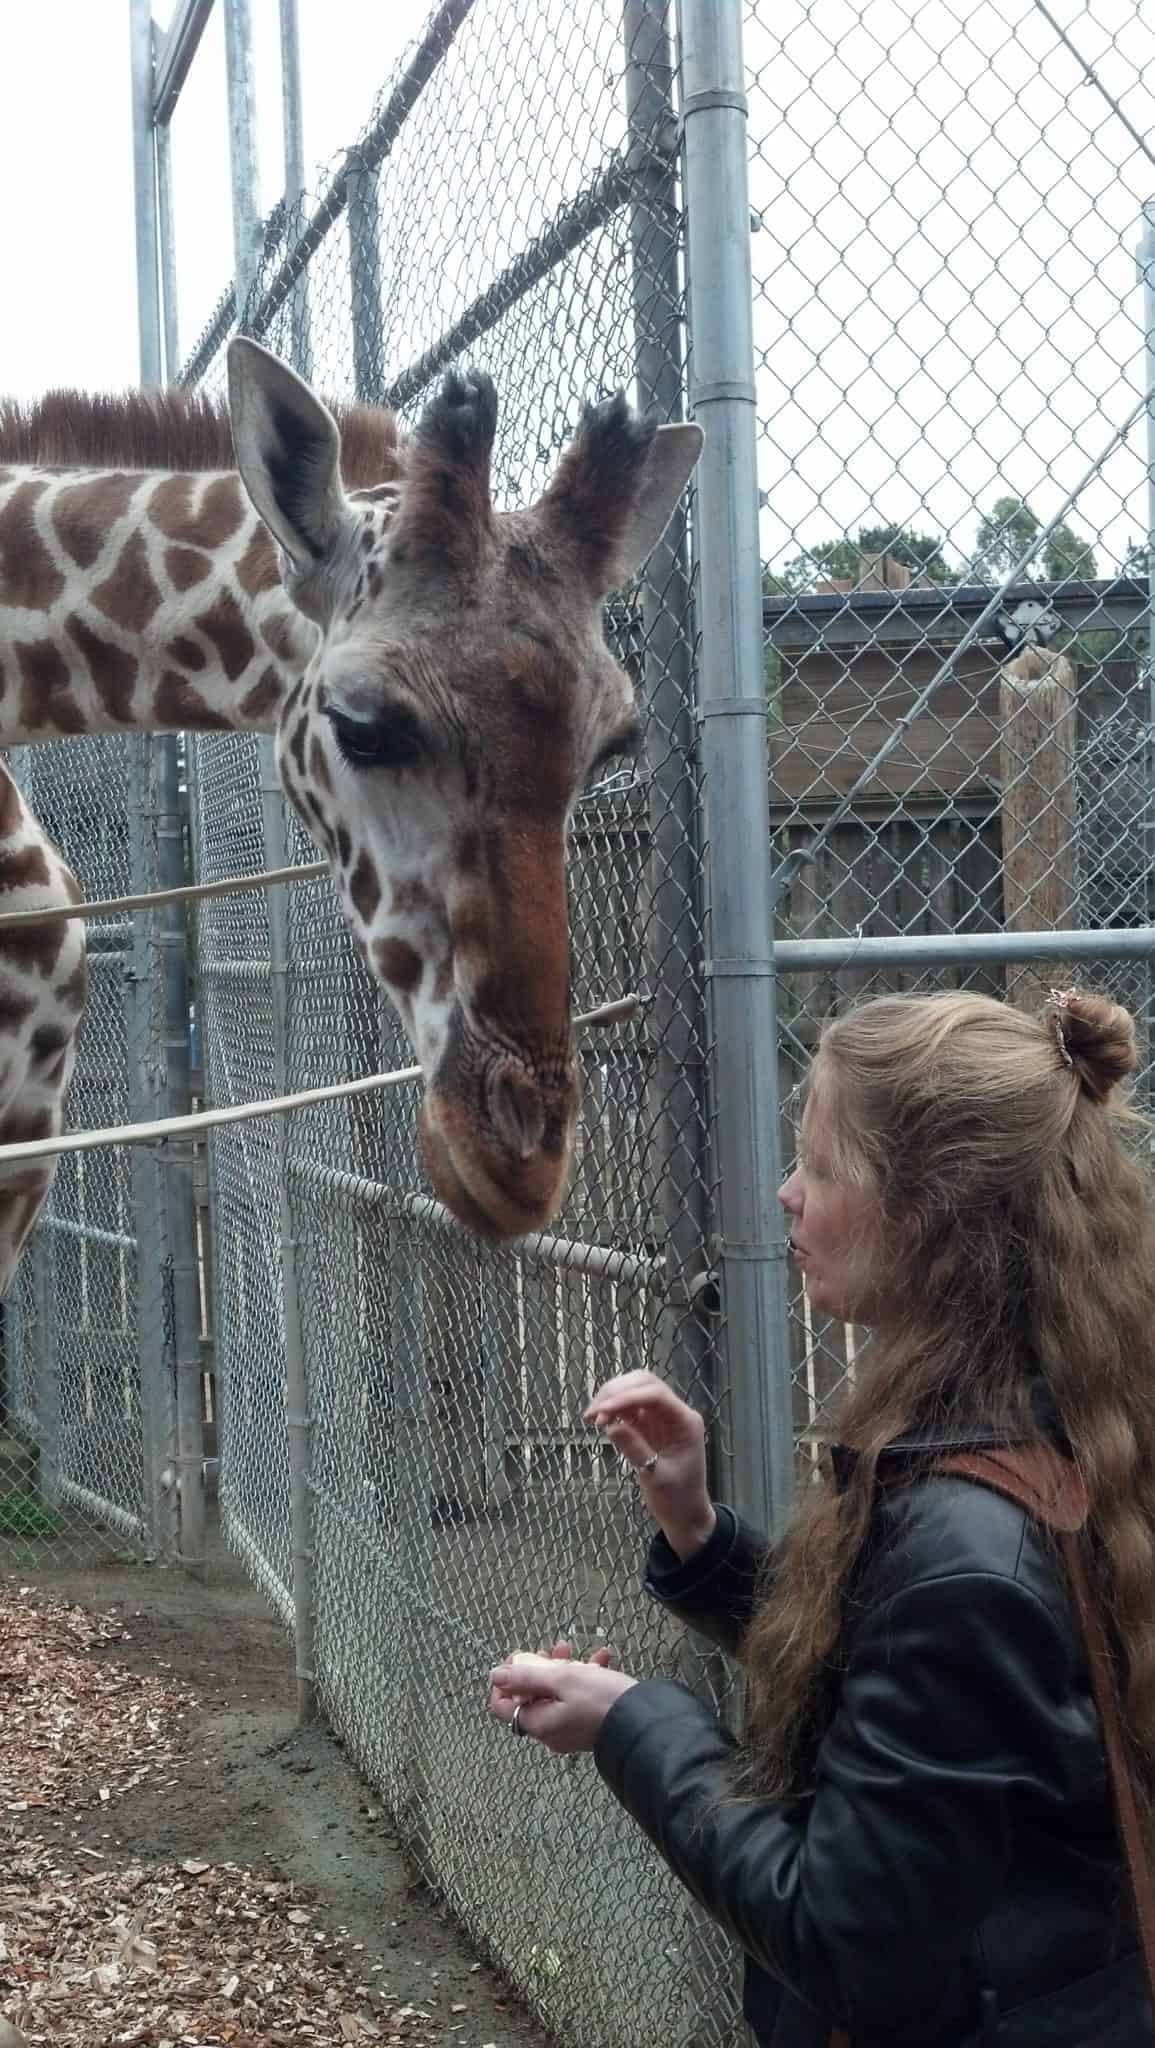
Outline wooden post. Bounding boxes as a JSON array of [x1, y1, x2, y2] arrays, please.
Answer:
[[998, 646, 1078, 1012]]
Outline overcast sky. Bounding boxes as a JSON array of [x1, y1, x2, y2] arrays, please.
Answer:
[[0, 2, 427, 399], [0, 1, 1152, 577]]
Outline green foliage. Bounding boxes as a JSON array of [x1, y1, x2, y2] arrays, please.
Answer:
[[777, 523, 954, 593], [969, 495, 1097, 584], [0, 1489, 59, 1539]]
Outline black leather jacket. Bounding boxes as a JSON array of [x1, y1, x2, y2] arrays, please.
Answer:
[[593, 1433, 1150, 2046]]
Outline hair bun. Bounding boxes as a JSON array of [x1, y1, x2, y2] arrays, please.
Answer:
[[1048, 988, 1137, 1103]]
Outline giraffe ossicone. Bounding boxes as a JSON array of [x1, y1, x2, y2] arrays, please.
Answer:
[[0, 339, 702, 1269]]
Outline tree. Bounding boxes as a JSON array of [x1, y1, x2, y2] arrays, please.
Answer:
[[1042, 522, 1097, 584], [781, 523, 954, 592], [970, 497, 1042, 581], [1121, 540, 1149, 581], [970, 496, 1097, 584]]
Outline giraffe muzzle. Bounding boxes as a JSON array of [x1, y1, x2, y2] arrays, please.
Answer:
[[485, 1060, 547, 1161], [418, 1054, 579, 1241]]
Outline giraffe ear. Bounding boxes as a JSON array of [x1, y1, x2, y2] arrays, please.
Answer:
[[615, 421, 704, 582], [536, 396, 703, 594], [227, 337, 350, 570]]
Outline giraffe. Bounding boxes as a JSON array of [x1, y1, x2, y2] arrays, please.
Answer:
[[0, 338, 702, 1283]]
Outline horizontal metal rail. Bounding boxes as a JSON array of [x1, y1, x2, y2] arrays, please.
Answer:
[[57, 1478, 147, 1547], [44, 1215, 137, 1254], [774, 925, 1155, 974], [224, 1512, 296, 1632], [0, 860, 326, 932], [285, 1153, 667, 1287], [0, 996, 640, 1165]]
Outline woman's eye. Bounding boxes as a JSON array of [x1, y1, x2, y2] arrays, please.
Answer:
[[327, 707, 423, 770]]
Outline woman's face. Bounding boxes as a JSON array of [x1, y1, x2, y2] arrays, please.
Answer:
[[778, 1064, 894, 1327]]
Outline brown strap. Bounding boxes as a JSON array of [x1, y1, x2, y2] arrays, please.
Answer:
[[937, 1448, 1155, 2016]]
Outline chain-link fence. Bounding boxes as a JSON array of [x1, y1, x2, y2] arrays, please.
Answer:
[[747, 0, 1155, 1467], [0, 736, 179, 1570], [175, 0, 1155, 2038], [182, 0, 1155, 2034], [182, 6, 742, 2040], [5, 0, 1155, 2042]]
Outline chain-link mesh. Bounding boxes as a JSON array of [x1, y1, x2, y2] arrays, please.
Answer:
[[22, 0, 1126, 2041], [0, 738, 177, 1571], [746, 0, 1155, 1460], [182, 4, 742, 2041]]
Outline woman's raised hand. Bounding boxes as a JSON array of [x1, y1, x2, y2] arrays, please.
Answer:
[[585, 1370, 716, 1561]]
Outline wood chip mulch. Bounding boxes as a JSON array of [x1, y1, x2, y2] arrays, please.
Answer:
[[0, 1592, 449, 2047]]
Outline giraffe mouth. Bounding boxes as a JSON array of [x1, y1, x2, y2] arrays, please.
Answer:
[[418, 1075, 578, 1240]]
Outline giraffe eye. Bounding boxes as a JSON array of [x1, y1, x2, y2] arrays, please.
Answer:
[[326, 705, 424, 771], [584, 720, 643, 790]]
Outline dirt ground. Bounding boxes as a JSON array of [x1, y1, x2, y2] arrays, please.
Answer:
[[5, 1526, 554, 2048]]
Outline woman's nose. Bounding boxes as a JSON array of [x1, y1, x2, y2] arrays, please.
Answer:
[[779, 1169, 801, 1215]]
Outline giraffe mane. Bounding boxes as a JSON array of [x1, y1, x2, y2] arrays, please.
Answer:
[[0, 385, 404, 491]]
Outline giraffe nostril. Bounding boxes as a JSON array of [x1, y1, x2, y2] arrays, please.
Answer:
[[486, 1062, 546, 1161]]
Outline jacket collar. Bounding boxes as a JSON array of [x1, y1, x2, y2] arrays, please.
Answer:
[[829, 1381, 1067, 1495], [829, 1427, 1019, 1495]]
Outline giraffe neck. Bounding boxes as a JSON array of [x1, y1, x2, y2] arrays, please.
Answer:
[[0, 463, 314, 744]]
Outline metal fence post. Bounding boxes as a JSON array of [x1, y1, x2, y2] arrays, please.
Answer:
[[1139, 202, 1155, 930], [29, 1230, 62, 1511], [623, 0, 713, 1386], [260, 750, 316, 1724], [221, 0, 313, 1713], [278, 0, 312, 380], [129, 0, 163, 387], [677, 0, 794, 1536], [348, 165, 385, 402], [125, 742, 179, 1558], [155, 88, 181, 382], [158, 736, 207, 1573], [222, 0, 263, 324]]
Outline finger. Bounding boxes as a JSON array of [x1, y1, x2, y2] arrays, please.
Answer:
[[584, 1371, 660, 1423], [489, 1655, 563, 1700], [547, 1640, 573, 1661], [598, 1417, 656, 1469], [587, 1646, 612, 1668]]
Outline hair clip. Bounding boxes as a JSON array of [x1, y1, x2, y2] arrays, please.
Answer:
[[1047, 987, 1076, 1069]]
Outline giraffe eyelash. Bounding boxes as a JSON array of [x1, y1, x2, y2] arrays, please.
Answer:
[[325, 704, 425, 771], [584, 723, 643, 792]]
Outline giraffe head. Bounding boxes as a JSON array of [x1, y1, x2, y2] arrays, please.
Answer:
[[227, 337, 702, 1241]]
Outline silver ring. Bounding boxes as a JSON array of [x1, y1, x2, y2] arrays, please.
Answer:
[[640, 1452, 659, 1473], [511, 1702, 528, 1737]]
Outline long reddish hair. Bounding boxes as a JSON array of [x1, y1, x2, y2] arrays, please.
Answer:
[[739, 988, 1155, 1801]]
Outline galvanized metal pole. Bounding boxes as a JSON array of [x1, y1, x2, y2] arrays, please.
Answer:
[[348, 166, 386, 402], [158, 737, 207, 1573], [30, 1225, 62, 1513], [278, 0, 312, 376], [125, 742, 180, 1557], [222, 0, 312, 1706], [259, 756, 315, 1724], [129, 0, 164, 385], [623, 0, 715, 1401], [1140, 202, 1155, 936], [678, 0, 793, 1536], [155, 99, 181, 381], [222, 0, 262, 325]]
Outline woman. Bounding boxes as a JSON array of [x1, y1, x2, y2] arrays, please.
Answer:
[[488, 988, 1155, 2046]]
